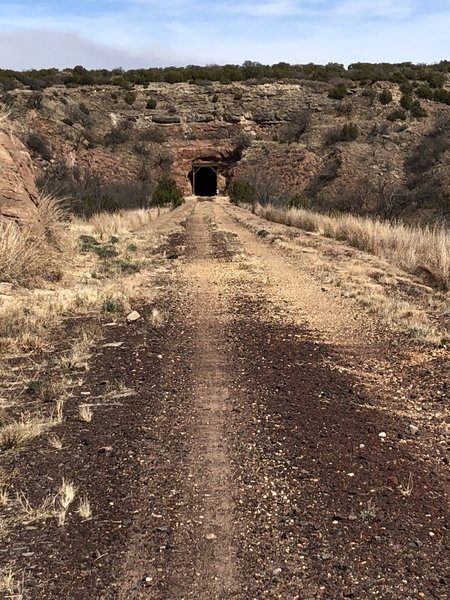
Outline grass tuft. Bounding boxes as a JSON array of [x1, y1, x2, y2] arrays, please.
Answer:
[[79, 405, 93, 423]]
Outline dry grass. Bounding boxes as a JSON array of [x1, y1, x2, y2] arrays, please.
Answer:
[[58, 479, 77, 510], [0, 194, 66, 287], [0, 222, 47, 286], [0, 102, 15, 137], [16, 491, 55, 524], [150, 307, 165, 327], [78, 496, 92, 520], [103, 382, 136, 401], [59, 325, 101, 370], [0, 567, 25, 600], [0, 416, 45, 453], [52, 398, 65, 424], [84, 207, 169, 236], [48, 434, 63, 449], [254, 204, 450, 290], [79, 405, 93, 422]]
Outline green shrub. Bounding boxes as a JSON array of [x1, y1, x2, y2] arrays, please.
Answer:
[[433, 89, 450, 105], [379, 90, 393, 105], [410, 101, 427, 118], [288, 194, 311, 209], [326, 122, 359, 144], [387, 109, 407, 121], [118, 260, 140, 274], [257, 229, 269, 238], [150, 178, 184, 207], [228, 179, 257, 204], [400, 94, 415, 110], [416, 85, 433, 99], [124, 91, 137, 105], [102, 298, 124, 313], [79, 234, 100, 251], [146, 98, 157, 109], [328, 84, 348, 100]]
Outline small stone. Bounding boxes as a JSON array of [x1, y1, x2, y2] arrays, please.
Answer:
[[126, 311, 141, 323], [379, 432, 387, 439], [273, 567, 282, 575], [205, 533, 217, 540], [409, 424, 419, 435]]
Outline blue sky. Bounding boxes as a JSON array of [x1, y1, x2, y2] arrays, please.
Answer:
[[1, 1, 449, 69]]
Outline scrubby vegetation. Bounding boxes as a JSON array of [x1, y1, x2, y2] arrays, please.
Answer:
[[1, 61, 449, 91], [150, 178, 183, 207]]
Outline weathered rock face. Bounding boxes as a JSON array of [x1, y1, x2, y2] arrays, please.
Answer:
[[5, 80, 450, 221], [0, 130, 40, 228]]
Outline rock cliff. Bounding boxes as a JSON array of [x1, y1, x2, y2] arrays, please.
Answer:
[[3, 78, 449, 220], [0, 128, 41, 229]]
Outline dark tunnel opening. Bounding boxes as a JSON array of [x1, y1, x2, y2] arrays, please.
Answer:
[[189, 166, 218, 196]]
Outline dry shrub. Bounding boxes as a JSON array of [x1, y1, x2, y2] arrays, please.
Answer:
[[0, 222, 45, 285], [0, 194, 67, 286], [254, 204, 450, 290], [0, 416, 45, 452]]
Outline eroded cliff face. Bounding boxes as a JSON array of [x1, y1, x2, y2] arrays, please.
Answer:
[[0, 129, 41, 229], [4, 79, 450, 218]]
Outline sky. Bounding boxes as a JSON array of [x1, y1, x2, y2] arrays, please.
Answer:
[[0, 0, 449, 70]]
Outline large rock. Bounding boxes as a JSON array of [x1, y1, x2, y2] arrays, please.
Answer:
[[0, 130, 40, 229]]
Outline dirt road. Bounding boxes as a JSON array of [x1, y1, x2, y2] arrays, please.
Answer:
[[2, 199, 449, 599]]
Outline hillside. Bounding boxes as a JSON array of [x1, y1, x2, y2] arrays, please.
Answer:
[[3, 76, 450, 221]]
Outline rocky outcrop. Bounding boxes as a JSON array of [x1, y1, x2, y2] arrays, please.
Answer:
[[0, 130, 40, 229], [5, 81, 450, 221]]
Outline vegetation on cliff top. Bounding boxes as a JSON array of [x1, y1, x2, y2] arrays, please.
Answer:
[[1, 61, 449, 92]]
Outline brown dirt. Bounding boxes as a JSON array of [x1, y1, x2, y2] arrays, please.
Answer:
[[1, 199, 449, 599]]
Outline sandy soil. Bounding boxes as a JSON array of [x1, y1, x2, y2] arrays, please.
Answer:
[[1, 198, 449, 599]]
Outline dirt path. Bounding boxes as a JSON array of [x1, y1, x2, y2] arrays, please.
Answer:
[[2, 198, 449, 599]]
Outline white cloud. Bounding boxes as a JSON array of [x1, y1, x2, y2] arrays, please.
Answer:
[[0, 30, 195, 70]]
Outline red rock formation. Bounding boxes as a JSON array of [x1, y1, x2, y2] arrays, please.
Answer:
[[0, 130, 41, 229]]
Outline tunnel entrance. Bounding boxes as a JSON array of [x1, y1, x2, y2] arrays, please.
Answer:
[[189, 162, 218, 197]]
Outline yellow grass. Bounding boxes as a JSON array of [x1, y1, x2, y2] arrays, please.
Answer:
[[253, 204, 450, 290], [79, 207, 169, 236], [0, 415, 45, 452], [79, 405, 93, 422], [78, 496, 92, 520], [0, 194, 66, 286]]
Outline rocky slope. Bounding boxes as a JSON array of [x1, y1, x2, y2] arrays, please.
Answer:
[[3, 79, 450, 220]]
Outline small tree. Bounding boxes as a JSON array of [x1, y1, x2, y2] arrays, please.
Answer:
[[328, 84, 348, 100], [400, 94, 414, 110], [146, 98, 157, 109], [150, 178, 183, 207], [124, 91, 137, 105], [228, 179, 256, 205], [379, 90, 393, 105], [326, 123, 359, 145]]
